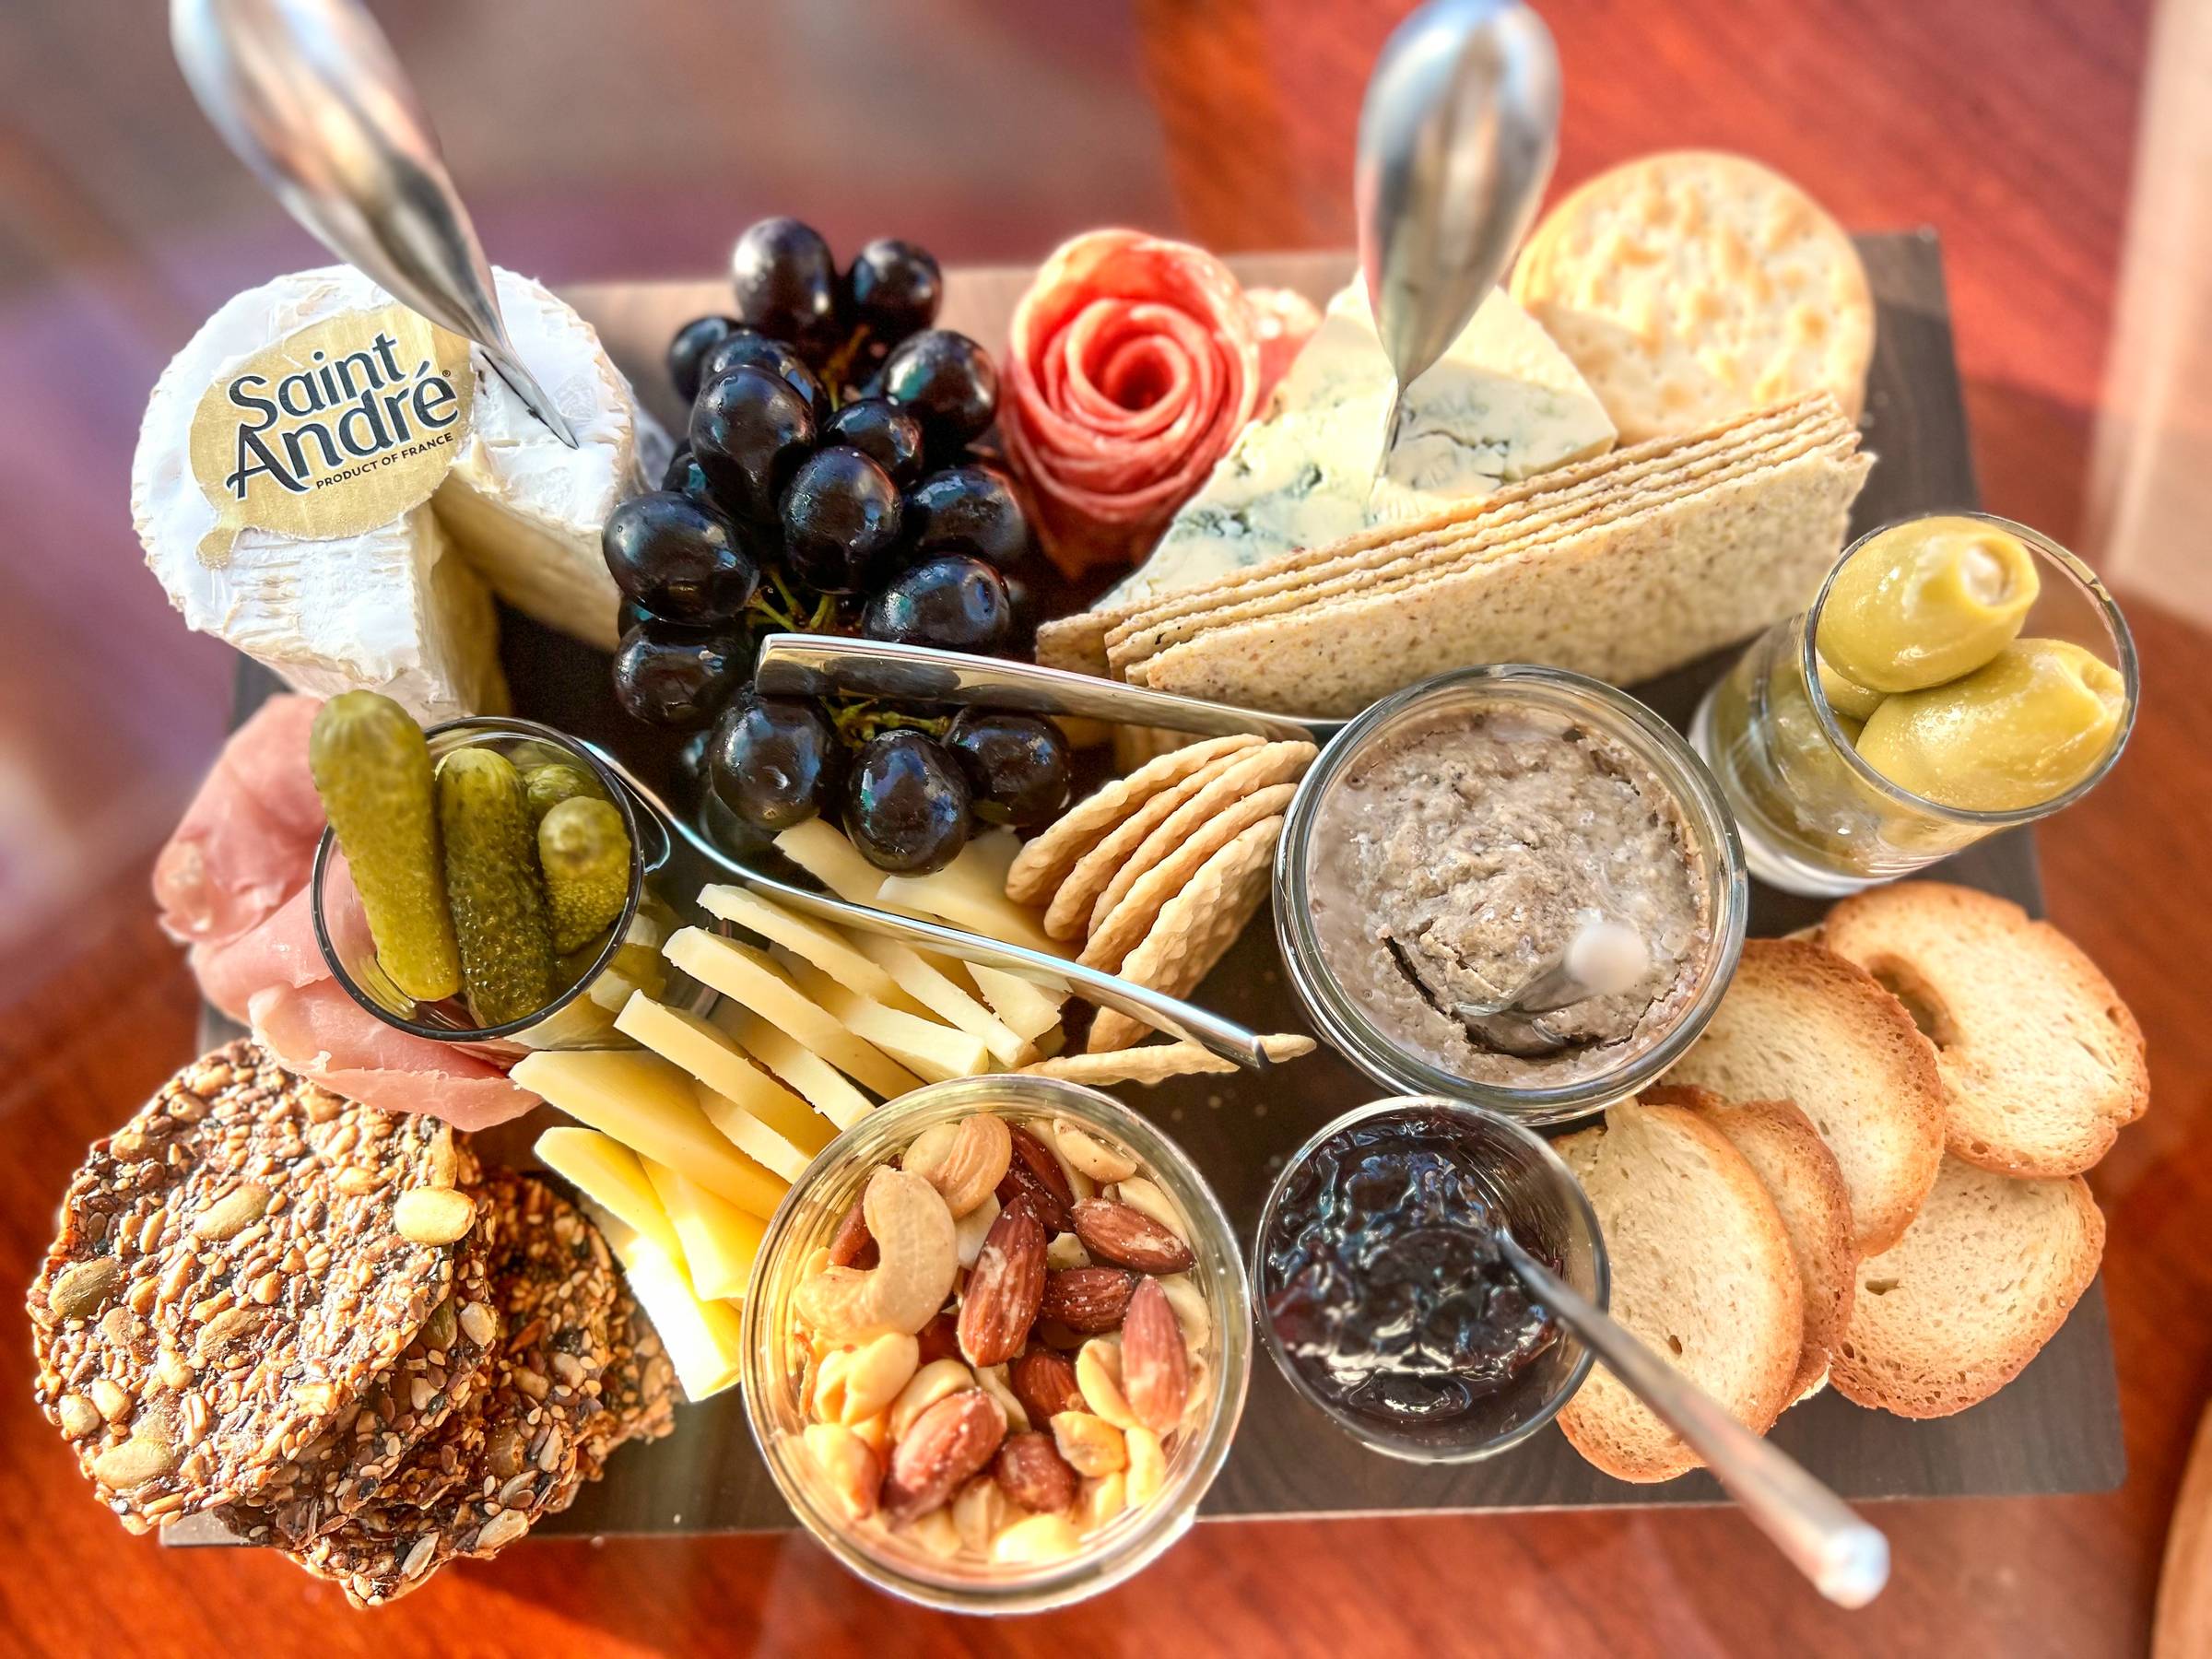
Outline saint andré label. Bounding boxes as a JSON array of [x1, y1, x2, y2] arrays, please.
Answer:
[[187, 304, 476, 567]]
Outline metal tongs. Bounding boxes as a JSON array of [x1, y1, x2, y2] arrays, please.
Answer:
[[171, 0, 578, 446]]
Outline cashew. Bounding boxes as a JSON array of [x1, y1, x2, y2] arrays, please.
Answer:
[[816, 1332, 918, 1426], [1045, 1231, 1090, 1272], [991, 1510, 1082, 1565], [1074, 1336, 1141, 1431], [903, 1113, 1012, 1218], [802, 1422, 881, 1523], [1049, 1410, 1127, 1477], [888, 1358, 974, 1441], [1079, 1469, 1127, 1534], [1111, 1176, 1188, 1244], [1153, 1272, 1210, 1354], [1052, 1118, 1136, 1183], [953, 1193, 1001, 1271], [952, 1473, 1006, 1553], [1038, 1126, 1097, 1202], [794, 1169, 957, 1342], [973, 1361, 1030, 1432], [1124, 1426, 1168, 1506]]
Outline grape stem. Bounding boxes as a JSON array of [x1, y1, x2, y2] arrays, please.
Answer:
[[828, 698, 953, 745]]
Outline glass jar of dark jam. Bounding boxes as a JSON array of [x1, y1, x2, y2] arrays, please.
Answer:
[[1254, 1098, 1608, 1462]]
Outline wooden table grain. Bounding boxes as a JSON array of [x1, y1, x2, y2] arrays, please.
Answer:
[[0, 0, 2194, 1653]]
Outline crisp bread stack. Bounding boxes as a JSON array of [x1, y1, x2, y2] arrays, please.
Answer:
[[1036, 393, 1869, 718]]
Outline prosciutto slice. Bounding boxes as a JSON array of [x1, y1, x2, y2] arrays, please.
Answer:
[[1001, 230, 1263, 577], [152, 694, 545, 1128]]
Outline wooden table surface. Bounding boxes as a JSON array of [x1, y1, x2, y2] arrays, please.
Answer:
[[3, 0, 2201, 1653]]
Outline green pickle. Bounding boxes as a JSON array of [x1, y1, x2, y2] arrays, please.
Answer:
[[1854, 638, 2124, 812], [524, 762, 600, 827], [537, 795, 633, 956], [437, 747, 557, 1025], [307, 692, 462, 1003], [1817, 517, 2041, 693]]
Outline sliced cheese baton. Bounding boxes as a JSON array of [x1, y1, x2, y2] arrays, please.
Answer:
[[533, 1125, 685, 1264], [696, 884, 922, 1011], [583, 1201, 744, 1402], [713, 1004, 881, 1132], [774, 952, 992, 1082], [665, 929, 922, 1101], [641, 1159, 767, 1303], [613, 994, 833, 1180]]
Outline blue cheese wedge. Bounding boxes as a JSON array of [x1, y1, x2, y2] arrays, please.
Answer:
[[1100, 283, 1616, 607]]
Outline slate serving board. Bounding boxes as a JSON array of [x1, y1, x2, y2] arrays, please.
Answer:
[[193, 234, 2123, 1543]]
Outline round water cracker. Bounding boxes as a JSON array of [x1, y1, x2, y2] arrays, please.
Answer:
[[222, 1148, 501, 1549], [1020, 1031, 1315, 1088], [1006, 732, 1261, 908], [274, 1170, 627, 1606], [29, 1040, 466, 1532], [1086, 749, 1312, 947], [1042, 742, 1259, 939], [1087, 814, 1284, 1053], [1084, 782, 1301, 970]]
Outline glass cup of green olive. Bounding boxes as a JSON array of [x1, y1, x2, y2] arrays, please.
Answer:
[[1690, 513, 2138, 895]]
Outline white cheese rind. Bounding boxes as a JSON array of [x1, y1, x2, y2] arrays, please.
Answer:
[[1102, 284, 1616, 607]]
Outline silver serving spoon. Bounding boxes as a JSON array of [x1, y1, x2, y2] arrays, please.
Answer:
[[171, 0, 579, 447], [1355, 0, 1560, 467], [1494, 1229, 1890, 1608], [1430, 916, 1652, 1057]]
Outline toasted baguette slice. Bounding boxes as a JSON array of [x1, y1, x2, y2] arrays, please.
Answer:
[[1830, 1156, 2104, 1418], [1644, 1084, 1858, 1401], [1663, 939, 1944, 1253], [1818, 882, 2148, 1178], [1555, 1103, 1803, 1482]]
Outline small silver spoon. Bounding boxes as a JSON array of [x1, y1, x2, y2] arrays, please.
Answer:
[[1494, 1228, 1890, 1608], [1432, 917, 1653, 1058], [171, 0, 579, 446]]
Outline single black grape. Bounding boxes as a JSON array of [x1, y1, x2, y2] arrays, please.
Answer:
[[879, 330, 998, 457], [944, 709, 1071, 829], [862, 554, 1014, 653], [611, 619, 746, 729], [1001, 571, 1039, 655], [780, 446, 904, 594], [709, 693, 844, 830], [730, 218, 841, 358], [697, 786, 779, 862], [905, 464, 1031, 570], [821, 398, 926, 489], [672, 726, 714, 814], [601, 491, 759, 623], [843, 239, 943, 347], [690, 365, 816, 523], [667, 315, 740, 402], [844, 731, 971, 874], [700, 328, 830, 424]]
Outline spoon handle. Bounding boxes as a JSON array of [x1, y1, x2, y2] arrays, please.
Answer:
[[1498, 1232, 1890, 1608], [171, 0, 579, 446], [752, 634, 1334, 744]]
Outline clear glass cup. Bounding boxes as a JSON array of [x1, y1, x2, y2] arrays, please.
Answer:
[[311, 713, 673, 1060], [740, 1075, 1252, 1615], [1691, 512, 2139, 896], [1275, 665, 1748, 1126], [1253, 1095, 1606, 1462]]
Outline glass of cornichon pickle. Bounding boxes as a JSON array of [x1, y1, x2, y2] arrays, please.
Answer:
[[1691, 512, 2138, 897], [308, 703, 654, 1052]]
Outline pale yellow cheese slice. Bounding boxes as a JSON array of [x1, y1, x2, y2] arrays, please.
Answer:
[[877, 831, 1065, 959], [613, 994, 832, 1180], [665, 928, 922, 1101], [712, 1003, 880, 1131], [774, 951, 991, 1082], [774, 819, 888, 904], [967, 966, 1069, 1040], [511, 1047, 786, 1218], [854, 936, 1030, 1066], [641, 1158, 768, 1302], [583, 1201, 744, 1402], [533, 1125, 684, 1264], [696, 885, 920, 1010]]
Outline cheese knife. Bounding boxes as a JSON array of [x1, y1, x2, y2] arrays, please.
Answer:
[[1355, 0, 1560, 472], [171, 0, 581, 447]]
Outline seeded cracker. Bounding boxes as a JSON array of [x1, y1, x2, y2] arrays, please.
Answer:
[[215, 1147, 499, 1549], [28, 1040, 464, 1532], [277, 1171, 640, 1607]]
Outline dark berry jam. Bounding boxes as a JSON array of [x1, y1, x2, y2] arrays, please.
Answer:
[[1262, 1108, 1560, 1430]]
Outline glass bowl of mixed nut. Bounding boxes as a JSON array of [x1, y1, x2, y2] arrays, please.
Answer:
[[740, 1076, 1251, 1612]]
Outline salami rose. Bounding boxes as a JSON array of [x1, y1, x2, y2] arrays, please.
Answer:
[[1002, 230, 1263, 577]]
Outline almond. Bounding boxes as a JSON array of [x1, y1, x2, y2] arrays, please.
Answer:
[[828, 1199, 877, 1270], [1070, 1198, 1194, 1274], [882, 1389, 1006, 1523], [1039, 1265, 1137, 1334], [996, 1124, 1076, 1232], [957, 1206, 1047, 1367], [915, 1308, 960, 1366], [1119, 1278, 1190, 1434], [993, 1430, 1079, 1514], [1007, 1347, 1086, 1426]]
